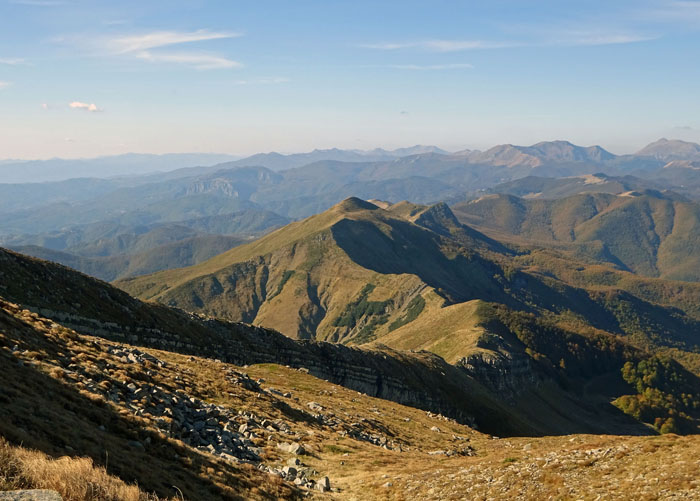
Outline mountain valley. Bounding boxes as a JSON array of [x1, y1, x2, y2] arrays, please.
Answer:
[[3, 139, 700, 500]]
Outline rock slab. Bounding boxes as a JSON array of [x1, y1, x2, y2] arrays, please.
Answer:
[[0, 491, 63, 501]]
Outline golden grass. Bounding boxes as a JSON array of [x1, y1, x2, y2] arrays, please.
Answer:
[[0, 438, 157, 501], [373, 299, 485, 363]]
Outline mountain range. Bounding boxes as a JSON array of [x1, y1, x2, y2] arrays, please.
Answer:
[[4, 138, 700, 498], [3, 138, 700, 237], [115, 197, 700, 433]]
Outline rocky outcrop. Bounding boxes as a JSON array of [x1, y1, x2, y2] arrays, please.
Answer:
[[0, 491, 62, 501], [457, 350, 537, 401], [28, 304, 499, 432]]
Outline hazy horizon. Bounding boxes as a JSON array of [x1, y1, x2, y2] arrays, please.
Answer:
[[0, 137, 696, 163]]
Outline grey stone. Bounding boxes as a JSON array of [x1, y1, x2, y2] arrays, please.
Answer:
[[276, 441, 305, 455], [127, 440, 144, 450], [307, 401, 323, 412], [0, 490, 63, 500]]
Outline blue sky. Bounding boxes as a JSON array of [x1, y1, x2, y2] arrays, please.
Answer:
[[1, 0, 699, 159]]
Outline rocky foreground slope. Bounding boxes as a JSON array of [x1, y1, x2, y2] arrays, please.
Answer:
[[2, 298, 700, 500]]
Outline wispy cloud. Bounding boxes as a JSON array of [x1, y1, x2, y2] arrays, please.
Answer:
[[388, 63, 473, 70], [108, 29, 240, 54], [0, 82, 12, 90], [360, 40, 513, 52], [233, 77, 289, 85], [361, 32, 654, 52], [69, 101, 102, 112], [95, 29, 243, 70], [557, 32, 657, 46], [10, 0, 66, 5], [0, 58, 27, 65], [646, 1, 700, 22], [135, 51, 241, 70]]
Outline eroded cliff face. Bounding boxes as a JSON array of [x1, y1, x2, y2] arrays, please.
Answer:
[[458, 351, 537, 400], [24, 304, 495, 432], [22, 300, 649, 438]]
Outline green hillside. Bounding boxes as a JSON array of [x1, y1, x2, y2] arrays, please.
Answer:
[[117, 198, 700, 357], [453, 192, 700, 282]]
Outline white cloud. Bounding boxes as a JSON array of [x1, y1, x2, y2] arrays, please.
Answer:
[[0, 58, 27, 65], [389, 63, 474, 70], [69, 101, 102, 112], [233, 77, 290, 85], [109, 29, 240, 54], [0, 82, 11, 90], [560, 33, 657, 46], [135, 51, 241, 70], [94, 29, 243, 70], [41, 103, 49, 109]]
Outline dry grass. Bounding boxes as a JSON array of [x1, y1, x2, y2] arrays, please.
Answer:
[[0, 300, 299, 501], [3, 297, 700, 500], [0, 438, 157, 501]]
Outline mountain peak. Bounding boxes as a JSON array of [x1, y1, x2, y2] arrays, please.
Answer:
[[410, 202, 463, 236], [332, 197, 380, 213], [636, 138, 700, 161]]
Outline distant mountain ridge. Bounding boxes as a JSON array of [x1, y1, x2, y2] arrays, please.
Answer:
[[636, 138, 700, 161], [465, 140, 615, 168], [453, 191, 700, 282], [480, 173, 674, 200], [0, 153, 241, 184], [228, 145, 451, 171]]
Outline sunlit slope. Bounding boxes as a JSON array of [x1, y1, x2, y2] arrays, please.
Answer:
[[117, 198, 511, 342], [372, 299, 486, 364], [454, 192, 700, 281]]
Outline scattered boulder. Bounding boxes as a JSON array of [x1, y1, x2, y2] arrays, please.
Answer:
[[307, 401, 323, 412], [127, 440, 144, 450], [277, 442, 305, 455], [316, 476, 331, 492]]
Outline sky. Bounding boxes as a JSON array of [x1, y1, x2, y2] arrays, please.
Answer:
[[1, 0, 700, 159]]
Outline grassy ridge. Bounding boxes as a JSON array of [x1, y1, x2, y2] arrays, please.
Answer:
[[453, 192, 700, 282]]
